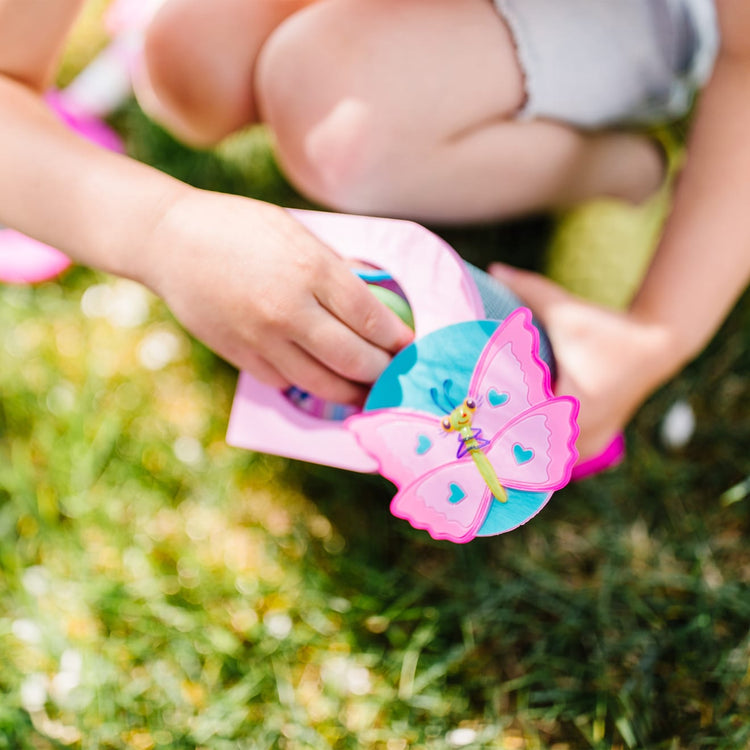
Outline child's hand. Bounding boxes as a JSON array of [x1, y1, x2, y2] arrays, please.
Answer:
[[138, 188, 414, 403], [490, 264, 676, 461]]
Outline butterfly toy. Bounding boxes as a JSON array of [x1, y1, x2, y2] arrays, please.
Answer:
[[346, 308, 579, 543]]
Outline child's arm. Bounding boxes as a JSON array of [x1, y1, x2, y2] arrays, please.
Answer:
[[492, 0, 750, 460], [0, 0, 413, 403], [629, 0, 750, 364]]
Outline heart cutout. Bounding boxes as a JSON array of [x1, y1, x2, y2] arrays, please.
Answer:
[[448, 483, 466, 504], [513, 443, 534, 465], [415, 434, 432, 455], [488, 388, 509, 408]]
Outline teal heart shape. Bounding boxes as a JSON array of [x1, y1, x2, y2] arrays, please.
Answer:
[[488, 388, 509, 407], [448, 483, 466, 504], [415, 434, 432, 455], [513, 443, 535, 465]]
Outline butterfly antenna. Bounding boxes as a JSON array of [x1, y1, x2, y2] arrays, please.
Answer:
[[443, 379, 458, 410], [430, 387, 450, 415]]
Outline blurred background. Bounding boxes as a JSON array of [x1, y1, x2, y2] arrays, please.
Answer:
[[0, 3, 749, 748]]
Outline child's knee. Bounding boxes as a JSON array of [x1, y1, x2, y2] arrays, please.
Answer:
[[138, 1, 254, 146], [138, 6, 202, 132], [256, 5, 400, 213]]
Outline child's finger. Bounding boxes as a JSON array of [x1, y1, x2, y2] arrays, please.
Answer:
[[231, 337, 367, 405], [270, 340, 369, 405], [297, 306, 400, 386], [317, 261, 415, 354], [230, 349, 291, 392]]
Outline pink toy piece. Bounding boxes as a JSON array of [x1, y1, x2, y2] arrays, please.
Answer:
[[45, 90, 125, 154], [571, 432, 626, 480], [346, 309, 580, 543], [0, 91, 126, 285], [0, 229, 72, 285], [226, 209, 486, 471]]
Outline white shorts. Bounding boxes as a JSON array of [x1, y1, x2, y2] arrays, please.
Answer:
[[493, 0, 719, 128]]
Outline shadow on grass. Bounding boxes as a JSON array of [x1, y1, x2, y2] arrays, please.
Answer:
[[280, 287, 750, 748]]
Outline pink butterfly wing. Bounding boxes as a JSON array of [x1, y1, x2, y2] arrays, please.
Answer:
[[487, 397, 580, 492], [346, 408, 460, 489], [468, 308, 555, 437], [391, 462, 494, 544], [347, 409, 495, 543], [346, 309, 579, 542]]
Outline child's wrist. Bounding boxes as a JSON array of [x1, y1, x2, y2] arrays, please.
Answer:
[[627, 311, 694, 389], [125, 182, 195, 293]]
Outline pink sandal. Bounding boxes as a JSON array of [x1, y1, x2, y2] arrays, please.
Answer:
[[570, 433, 626, 481]]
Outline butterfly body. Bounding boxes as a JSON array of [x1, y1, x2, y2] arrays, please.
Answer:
[[442, 399, 508, 504], [346, 309, 580, 543]]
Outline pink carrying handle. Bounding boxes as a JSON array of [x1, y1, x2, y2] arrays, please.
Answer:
[[226, 209, 485, 471]]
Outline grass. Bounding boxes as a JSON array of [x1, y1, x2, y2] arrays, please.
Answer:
[[1, 12, 750, 749]]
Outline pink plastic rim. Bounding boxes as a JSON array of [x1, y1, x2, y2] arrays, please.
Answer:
[[570, 433, 626, 481]]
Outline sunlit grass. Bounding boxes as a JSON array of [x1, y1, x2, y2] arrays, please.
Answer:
[[1, 4, 749, 748]]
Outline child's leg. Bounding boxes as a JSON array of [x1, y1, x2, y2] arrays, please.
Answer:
[[134, 0, 316, 147], [256, 0, 664, 223]]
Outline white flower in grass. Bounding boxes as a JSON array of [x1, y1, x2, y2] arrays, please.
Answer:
[[660, 399, 696, 450], [11, 618, 42, 644], [137, 329, 182, 370], [173, 435, 204, 467], [264, 611, 293, 640], [105, 280, 151, 328], [22, 566, 50, 597], [81, 280, 150, 327], [50, 649, 83, 705], [445, 728, 478, 747], [80, 283, 110, 319], [20, 673, 48, 713], [344, 665, 371, 696], [321, 656, 372, 696], [46, 382, 76, 416]]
